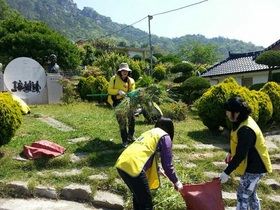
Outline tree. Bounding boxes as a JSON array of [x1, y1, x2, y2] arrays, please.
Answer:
[[0, 15, 81, 71], [157, 54, 182, 64], [181, 76, 210, 104], [170, 62, 193, 83], [0, 0, 18, 20], [179, 40, 221, 65], [255, 50, 280, 81], [79, 43, 95, 66]]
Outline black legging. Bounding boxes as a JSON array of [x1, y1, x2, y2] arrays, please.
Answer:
[[117, 168, 153, 210]]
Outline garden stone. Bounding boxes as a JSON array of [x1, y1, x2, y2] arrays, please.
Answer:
[[6, 181, 31, 198], [262, 179, 280, 190], [68, 136, 90, 144], [222, 191, 236, 200], [35, 185, 58, 199], [268, 194, 280, 203], [60, 184, 91, 202], [38, 117, 75, 132], [52, 169, 82, 176], [70, 152, 89, 162], [89, 173, 108, 180], [93, 191, 124, 209], [272, 164, 280, 172]]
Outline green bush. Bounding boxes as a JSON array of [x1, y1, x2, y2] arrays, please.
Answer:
[[59, 78, 79, 104], [249, 83, 266, 91], [173, 76, 188, 83], [196, 77, 267, 131], [0, 92, 22, 146], [160, 101, 188, 121], [77, 76, 96, 100], [181, 76, 210, 104], [91, 76, 109, 103], [157, 54, 182, 64], [77, 75, 108, 103], [127, 61, 141, 81], [260, 81, 280, 122], [170, 62, 193, 74], [229, 86, 259, 123], [251, 90, 273, 129], [152, 64, 166, 81], [195, 77, 238, 131], [136, 74, 154, 88], [272, 72, 280, 83]]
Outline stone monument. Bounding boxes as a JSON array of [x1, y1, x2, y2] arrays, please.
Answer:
[[46, 54, 63, 104], [3, 57, 62, 104]]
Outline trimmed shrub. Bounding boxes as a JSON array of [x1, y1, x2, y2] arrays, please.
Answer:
[[260, 81, 280, 122], [229, 86, 259, 122], [77, 76, 96, 100], [170, 63, 193, 74], [195, 77, 238, 131], [77, 75, 108, 103], [127, 61, 141, 81], [249, 83, 266, 91], [160, 101, 188, 121], [91, 76, 109, 103], [152, 64, 166, 81], [173, 76, 188, 83], [251, 90, 273, 129], [0, 92, 22, 146], [181, 76, 210, 104]]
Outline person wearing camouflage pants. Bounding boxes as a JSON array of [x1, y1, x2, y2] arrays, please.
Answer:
[[237, 173, 265, 210], [219, 97, 272, 210]]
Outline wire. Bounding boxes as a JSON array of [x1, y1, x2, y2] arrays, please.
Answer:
[[99, 16, 147, 39], [152, 0, 208, 17], [97, 0, 208, 41]]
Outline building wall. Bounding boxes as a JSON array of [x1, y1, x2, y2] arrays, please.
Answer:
[[204, 69, 280, 87]]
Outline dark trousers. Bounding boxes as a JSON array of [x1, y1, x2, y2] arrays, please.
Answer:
[[117, 168, 153, 210], [114, 100, 135, 143], [116, 113, 135, 143]]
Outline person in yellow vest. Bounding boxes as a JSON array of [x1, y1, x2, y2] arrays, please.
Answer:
[[115, 117, 183, 210], [219, 97, 272, 210], [107, 63, 136, 148]]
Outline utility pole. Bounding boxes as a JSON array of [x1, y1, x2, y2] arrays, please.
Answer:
[[148, 15, 153, 76]]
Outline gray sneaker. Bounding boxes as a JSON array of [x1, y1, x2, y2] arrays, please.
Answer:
[[128, 135, 136, 141], [122, 142, 128, 148]]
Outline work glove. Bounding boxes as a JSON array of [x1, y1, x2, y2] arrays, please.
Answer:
[[174, 180, 183, 191], [219, 172, 229, 183], [224, 153, 232, 164], [118, 90, 126, 96]]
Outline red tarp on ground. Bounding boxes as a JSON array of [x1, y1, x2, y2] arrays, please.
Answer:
[[180, 178, 224, 210], [23, 140, 66, 159]]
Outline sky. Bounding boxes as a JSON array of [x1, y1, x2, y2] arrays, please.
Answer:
[[73, 0, 280, 48]]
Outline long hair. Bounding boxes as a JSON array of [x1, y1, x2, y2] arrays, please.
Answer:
[[155, 117, 174, 141], [224, 97, 252, 122]]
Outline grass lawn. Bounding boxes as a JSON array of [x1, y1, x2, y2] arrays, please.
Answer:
[[0, 102, 279, 209]]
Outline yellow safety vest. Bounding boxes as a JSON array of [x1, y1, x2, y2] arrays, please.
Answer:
[[115, 127, 167, 190], [107, 75, 135, 106], [230, 116, 272, 175]]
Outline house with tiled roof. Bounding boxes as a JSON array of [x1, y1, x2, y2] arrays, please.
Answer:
[[201, 39, 280, 87]]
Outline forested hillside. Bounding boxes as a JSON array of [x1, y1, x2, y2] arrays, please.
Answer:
[[4, 0, 264, 59]]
